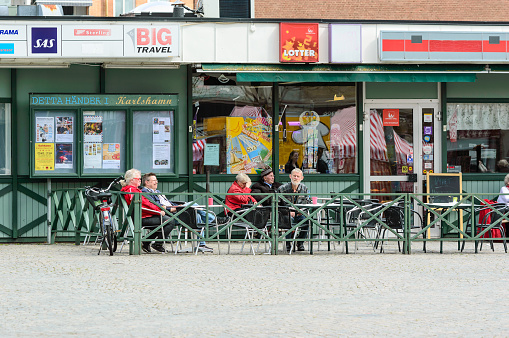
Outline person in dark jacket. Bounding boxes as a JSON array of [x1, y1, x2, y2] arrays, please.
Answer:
[[284, 150, 300, 173], [250, 167, 282, 206]]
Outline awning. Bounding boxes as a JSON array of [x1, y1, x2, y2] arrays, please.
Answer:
[[201, 64, 480, 83], [237, 72, 476, 83], [36, 0, 92, 6]]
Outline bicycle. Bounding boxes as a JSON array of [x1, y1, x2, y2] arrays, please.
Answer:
[[84, 176, 123, 256]]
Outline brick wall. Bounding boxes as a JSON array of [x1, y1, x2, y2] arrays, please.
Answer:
[[254, 0, 509, 22], [89, 0, 195, 17]]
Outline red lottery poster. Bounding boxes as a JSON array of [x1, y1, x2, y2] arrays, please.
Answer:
[[280, 23, 319, 63]]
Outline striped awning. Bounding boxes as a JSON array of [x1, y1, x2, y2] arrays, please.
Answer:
[[330, 106, 357, 158], [370, 111, 389, 162], [192, 139, 206, 161], [393, 131, 413, 164]]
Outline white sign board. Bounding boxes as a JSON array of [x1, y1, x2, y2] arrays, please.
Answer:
[[329, 24, 362, 63]]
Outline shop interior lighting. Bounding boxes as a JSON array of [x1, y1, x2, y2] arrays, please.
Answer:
[[102, 63, 180, 69]]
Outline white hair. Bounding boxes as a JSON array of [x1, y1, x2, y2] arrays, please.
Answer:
[[236, 173, 251, 184], [121, 168, 141, 187]]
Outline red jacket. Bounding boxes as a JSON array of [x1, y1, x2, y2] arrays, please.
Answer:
[[121, 185, 161, 218], [225, 181, 257, 213]]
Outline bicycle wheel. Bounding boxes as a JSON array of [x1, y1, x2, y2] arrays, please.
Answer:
[[111, 216, 118, 252], [105, 221, 114, 256], [100, 212, 114, 256]]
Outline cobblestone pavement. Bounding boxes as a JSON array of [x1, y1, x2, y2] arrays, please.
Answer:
[[1, 241, 509, 337]]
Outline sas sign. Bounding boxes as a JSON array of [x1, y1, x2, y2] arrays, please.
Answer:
[[31, 27, 57, 54], [124, 25, 179, 57]]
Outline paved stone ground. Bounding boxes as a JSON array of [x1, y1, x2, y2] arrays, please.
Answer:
[[1, 241, 509, 337]]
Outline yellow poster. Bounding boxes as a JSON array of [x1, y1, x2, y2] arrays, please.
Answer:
[[35, 143, 55, 171], [226, 116, 272, 174]]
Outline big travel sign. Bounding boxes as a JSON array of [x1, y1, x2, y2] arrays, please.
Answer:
[[123, 24, 180, 57]]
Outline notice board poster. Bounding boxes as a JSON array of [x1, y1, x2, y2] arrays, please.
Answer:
[[36, 117, 54, 143], [103, 143, 120, 169], [35, 143, 55, 171], [280, 22, 319, 63]]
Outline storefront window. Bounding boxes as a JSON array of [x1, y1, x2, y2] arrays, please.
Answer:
[[447, 103, 509, 173], [279, 85, 357, 174], [0, 104, 10, 175], [82, 110, 126, 174], [192, 73, 273, 174], [133, 110, 174, 174], [34, 110, 76, 174]]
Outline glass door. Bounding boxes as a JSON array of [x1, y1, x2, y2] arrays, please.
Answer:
[[363, 103, 440, 202]]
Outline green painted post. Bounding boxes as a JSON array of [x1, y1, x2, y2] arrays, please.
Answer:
[[132, 193, 142, 255], [272, 196, 277, 255], [405, 194, 410, 254]]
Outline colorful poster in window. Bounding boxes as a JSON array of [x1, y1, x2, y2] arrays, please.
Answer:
[[226, 116, 272, 174], [36, 117, 54, 143], [103, 143, 120, 169], [55, 143, 73, 169], [84, 142, 102, 168], [280, 23, 319, 63], [153, 144, 171, 169], [34, 143, 54, 171], [152, 117, 171, 143], [83, 115, 103, 142], [56, 117, 73, 143]]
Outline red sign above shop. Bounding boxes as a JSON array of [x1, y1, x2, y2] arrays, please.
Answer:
[[383, 109, 399, 126], [280, 23, 319, 63]]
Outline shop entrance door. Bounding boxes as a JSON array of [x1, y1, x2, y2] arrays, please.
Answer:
[[363, 102, 440, 203]]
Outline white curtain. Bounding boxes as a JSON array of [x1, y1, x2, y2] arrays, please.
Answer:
[[448, 103, 509, 130]]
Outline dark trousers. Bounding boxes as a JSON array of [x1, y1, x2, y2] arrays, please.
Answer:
[[142, 215, 175, 239], [286, 214, 309, 244]]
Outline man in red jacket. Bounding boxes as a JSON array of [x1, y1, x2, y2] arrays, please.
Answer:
[[120, 168, 175, 253]]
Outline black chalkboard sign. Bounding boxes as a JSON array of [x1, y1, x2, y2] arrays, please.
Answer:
[[426, 173, 462, 203]]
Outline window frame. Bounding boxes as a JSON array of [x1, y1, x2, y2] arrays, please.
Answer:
[[30, 93, 179, 179]]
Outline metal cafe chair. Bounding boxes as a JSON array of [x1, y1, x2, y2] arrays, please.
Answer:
[[377, 203, 424, 253], [174, 206, 221, 255], [344, 201, 383, 252], [476, 204, 508, 253], [225, 205, 272, 255]]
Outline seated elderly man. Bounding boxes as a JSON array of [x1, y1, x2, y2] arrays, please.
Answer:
[[141, 172, 215, 252], [250, 167, 282, 206], [120, 168, 174, 253], [225, 173, 257, 214], [278, 168, 311, 252]]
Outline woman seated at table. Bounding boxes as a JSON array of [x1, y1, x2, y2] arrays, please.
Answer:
[[120, 168, 175, 253], [225, 173, 257, 214], [496, 173, 509, 205]]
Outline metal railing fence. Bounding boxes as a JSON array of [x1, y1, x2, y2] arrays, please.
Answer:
[[49, 189, 509, 255]]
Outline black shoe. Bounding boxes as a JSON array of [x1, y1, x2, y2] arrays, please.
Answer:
[[142, 242, 152, 253], [216, 216, 229, 224], [151, 243, 166, 253], [297, 244, 305, 251]]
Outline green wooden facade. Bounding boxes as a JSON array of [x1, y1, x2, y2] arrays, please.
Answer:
[[0, 64, 508, 242]]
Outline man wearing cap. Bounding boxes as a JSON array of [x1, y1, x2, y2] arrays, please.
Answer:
[[251, 167, 283, 206]]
